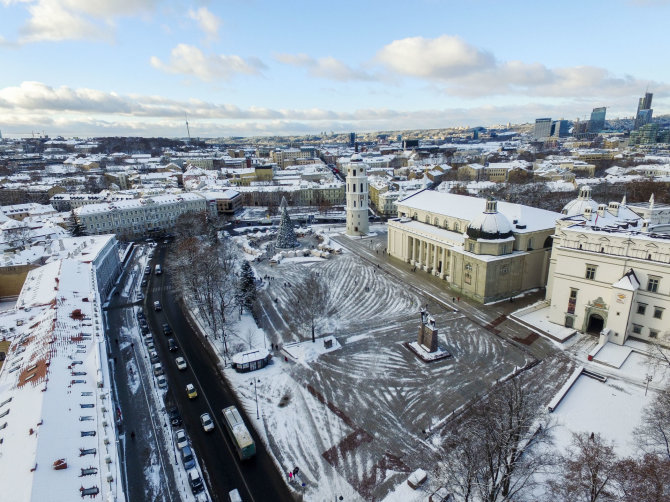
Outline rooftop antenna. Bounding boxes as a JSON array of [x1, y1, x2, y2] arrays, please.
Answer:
[[185, 113, 191, 143]]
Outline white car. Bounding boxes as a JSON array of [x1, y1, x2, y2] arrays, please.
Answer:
[[175, 429, 188, 449], [157, 375, 168, 389], [175, 357, 187, 370], [200, 413, 214, 432]]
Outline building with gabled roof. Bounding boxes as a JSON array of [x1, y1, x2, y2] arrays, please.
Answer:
[[0, 257, 125, 501], [387, 189, 561, 302]]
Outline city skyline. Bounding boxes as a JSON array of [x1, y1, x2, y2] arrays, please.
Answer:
[[1, 0, 670, 137]]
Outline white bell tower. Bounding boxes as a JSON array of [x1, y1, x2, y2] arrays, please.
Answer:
[[345, 153, 369, 236]]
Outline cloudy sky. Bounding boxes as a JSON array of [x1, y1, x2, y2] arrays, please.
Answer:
[[1, 0, 669, 137]]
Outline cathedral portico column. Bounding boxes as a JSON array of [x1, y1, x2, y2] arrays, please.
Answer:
[[439, 247, 446, 279], [433, 244, 439, 275], [418, 239, 424, 267]]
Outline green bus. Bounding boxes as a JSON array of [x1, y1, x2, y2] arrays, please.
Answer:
[[222, 406, 256, 460]]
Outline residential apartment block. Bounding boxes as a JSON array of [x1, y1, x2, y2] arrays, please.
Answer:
[[75, 193, 207, 239]]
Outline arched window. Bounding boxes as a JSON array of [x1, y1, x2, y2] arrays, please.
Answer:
[[434, 217, 440, 226], [425, 215, 430, 223], [413, 213, 418, 220], [353, 169, 357, 177], [453, 222, 459, 232]]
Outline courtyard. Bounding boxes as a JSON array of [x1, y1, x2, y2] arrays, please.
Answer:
[[228, 227, 545, 500]]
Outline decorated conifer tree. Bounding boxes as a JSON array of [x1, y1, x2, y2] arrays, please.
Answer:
[[275, 197, 299, 249]]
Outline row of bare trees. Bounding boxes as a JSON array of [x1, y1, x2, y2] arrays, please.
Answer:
[[438, 373, 670, 502]]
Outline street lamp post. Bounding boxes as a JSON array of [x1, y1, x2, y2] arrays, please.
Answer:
[[251, 379, 259, 419], [645, 374, 653, 396]]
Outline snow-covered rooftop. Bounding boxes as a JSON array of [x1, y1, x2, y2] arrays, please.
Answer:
[[397, 190, 561, 233], [0, 259, 123, 502]]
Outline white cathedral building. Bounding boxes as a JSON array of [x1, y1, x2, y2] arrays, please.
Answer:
[[545, 186, 670, 347], [345, 154, 369, 236]]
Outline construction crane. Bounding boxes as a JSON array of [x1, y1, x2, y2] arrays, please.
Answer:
[[185, 113, 191, 142]]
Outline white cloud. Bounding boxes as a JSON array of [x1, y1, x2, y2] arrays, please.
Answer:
[[275, 53, 376, 81], [150, 44, 265, 81], [6, 0, 158, 43], [376, 35, 495, 79], [374, 35, 670, 99], [0, 80, 667, 138], [188, 6, 221, 41]]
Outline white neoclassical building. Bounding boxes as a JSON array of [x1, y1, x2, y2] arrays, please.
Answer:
[[345, 154, 369, 236], [545, 186, 670, 346], [75, 193, 207, 240], [387, 190, 561, 303]]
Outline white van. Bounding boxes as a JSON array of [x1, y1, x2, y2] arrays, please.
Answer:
[[155, 264, 162, 275], [152, 363, 163, 376], [229, 489, 242, 502]]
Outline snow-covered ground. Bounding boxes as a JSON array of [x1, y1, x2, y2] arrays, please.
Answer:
[[202, 237, 534, 501]]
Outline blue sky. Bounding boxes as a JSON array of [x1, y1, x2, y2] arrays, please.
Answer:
[[1, 0, 669, 137]]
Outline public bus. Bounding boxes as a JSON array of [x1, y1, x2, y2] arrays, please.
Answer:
[[222, 406, 256, 460]]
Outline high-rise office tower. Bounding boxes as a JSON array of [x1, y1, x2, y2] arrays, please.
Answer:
[[638, 92, 653, 112], [634, 92, 653, 130], [551, 119, 570, 138], [588, 107, 606, 133], [534, 118, 552, 140]]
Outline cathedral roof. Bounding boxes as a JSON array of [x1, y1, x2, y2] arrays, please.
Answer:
[[466, 200, 514, 240]]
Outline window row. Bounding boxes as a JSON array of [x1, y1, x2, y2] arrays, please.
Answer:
[[636, 303, 664, 319]]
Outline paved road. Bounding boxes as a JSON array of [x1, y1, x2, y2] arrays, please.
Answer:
[[145, 243, 292, 502], [105, 245, 178, 502]]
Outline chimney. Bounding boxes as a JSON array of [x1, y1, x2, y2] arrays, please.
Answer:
[[597, 204, 606, 217], [584, 206, 592, 220], [641, 220, 649, 233]]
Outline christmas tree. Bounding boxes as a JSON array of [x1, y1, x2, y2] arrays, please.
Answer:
[[275, 197, 299, 249]]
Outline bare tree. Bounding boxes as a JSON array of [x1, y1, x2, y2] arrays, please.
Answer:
[[549, 432, 619, 502], [634, 385, 670, 460], [168, 234, 238, 358], [291, 271, 333, 343], [615, 454, 670, 502], [439, 376, 554, 502]]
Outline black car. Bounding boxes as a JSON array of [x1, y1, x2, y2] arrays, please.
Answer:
[[141, 278, 148, 287], [162, 323, 171, 335], [168, 338, 178, 352], [136, 310, 145, 321], [168, 407, 182, 427]]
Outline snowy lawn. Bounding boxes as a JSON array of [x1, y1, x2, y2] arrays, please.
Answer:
[[551, 375, 651, 457], [217, 250, 534, 501]]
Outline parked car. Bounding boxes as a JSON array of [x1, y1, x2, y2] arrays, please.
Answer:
[[136, 292, 144, 301], [229, 489, 243, 502], [186, 383, 197, 399], [168, 407, 182, 427], [181, 445, 196, 469], [141, 278, 148, 287], [168, 338, 178, 352], [146, 341, 155, 351], [152, 363, 163, 375], [200, 413, 214, 432], [136, 310, 145, 321], [188, 469, 204, 494], [144, 265, 151, 275], [162, 323, 171, 335], [175, 357, 187, 370], [154, 301, 162, 311], [175, 429, 188, 449], [157, 375, 168, 389], [149, 351, 159, 364]]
